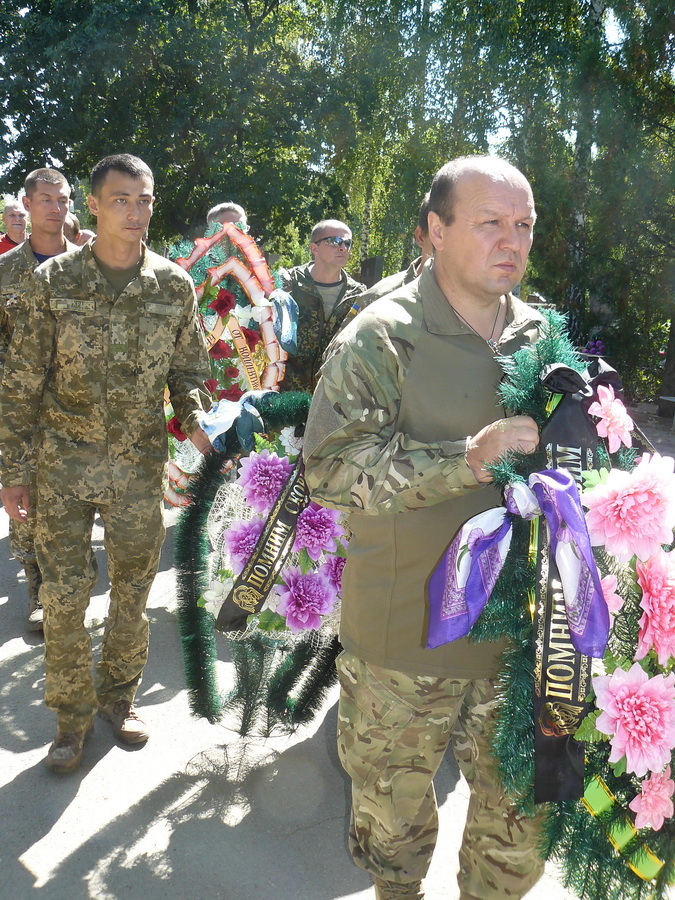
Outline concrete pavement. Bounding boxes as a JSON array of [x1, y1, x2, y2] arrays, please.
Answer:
[[1, 405, 672, 899]]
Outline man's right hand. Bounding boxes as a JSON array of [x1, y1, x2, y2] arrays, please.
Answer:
[[465, 415, 540, 483], [1, 485, 31, 521]]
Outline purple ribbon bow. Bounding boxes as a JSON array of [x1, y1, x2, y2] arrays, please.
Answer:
[[427, 469, 609, 658]]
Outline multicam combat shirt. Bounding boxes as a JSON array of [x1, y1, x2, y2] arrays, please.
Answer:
[[0, 243, 210, 500], [304, 262, 545, 678]]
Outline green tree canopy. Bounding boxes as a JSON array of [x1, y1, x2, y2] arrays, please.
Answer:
[[2, 1, 674, 397]]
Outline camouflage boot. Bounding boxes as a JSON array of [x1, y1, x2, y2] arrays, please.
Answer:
[[372, 877, 424, 900], [25, 561, 44, 632]]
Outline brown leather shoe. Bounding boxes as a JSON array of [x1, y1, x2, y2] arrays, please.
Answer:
[[45, 723, 92, 773], [98, 700, 149, 744]]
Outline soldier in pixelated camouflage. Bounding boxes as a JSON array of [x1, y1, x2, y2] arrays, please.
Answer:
[[0, 167, 77, 633], [0, 154, 211, 773], [304, 156, 547, 900]]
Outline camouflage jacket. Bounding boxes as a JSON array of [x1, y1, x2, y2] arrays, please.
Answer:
[[279, 261, 365, 392], [0, 238, 77, 370], [0, 243, 211, 498], [303, 262, 545, 678]]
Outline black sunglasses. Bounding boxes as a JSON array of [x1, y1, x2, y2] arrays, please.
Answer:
[[314, 235, 353, 250]]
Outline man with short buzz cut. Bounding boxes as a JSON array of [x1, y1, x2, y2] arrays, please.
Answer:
[[206, 200, 248, 231], [0, 152, 211, 773], [304, 155, 546, 900], [358, 194, 434, 310], [281, 218, 365, 391], [0, 198, 29, 254], [0, 167, 76, 632]]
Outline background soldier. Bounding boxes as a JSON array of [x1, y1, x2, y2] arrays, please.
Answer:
[[0, 168, 76, 631], [64, 211, 96, 246], [206, 201, 248, 231], [0, 154, 211, 773], [280, 218, 365, 392]]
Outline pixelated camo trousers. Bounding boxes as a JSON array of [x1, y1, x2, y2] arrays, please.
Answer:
[[35, 481, 165, 733], [336, 651, 547, 899]]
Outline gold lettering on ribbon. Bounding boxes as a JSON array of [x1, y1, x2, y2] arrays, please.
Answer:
[[227, 314, 262, 390], [543, 582, 589, 708], [233, 585, 263, 613], [216, 460, 310, 631], [539, 701, 586, 737]]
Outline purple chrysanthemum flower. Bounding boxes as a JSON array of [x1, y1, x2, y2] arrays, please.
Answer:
[[276, 567, 336, 633], [292, 502, 346, 560], [235, 449, 293, 515], [222, 517, 265, 575], [318, 555, 347, 595]]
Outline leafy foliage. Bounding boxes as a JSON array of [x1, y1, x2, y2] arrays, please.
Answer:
[[1, 2, 673, 384]]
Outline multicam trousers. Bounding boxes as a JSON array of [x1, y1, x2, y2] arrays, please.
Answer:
[[336, 651, 546, 899], [35, 481, 165, 733]]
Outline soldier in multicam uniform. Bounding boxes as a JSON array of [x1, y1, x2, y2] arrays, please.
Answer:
[[0, 154, 211, 773], [0, 168, 77, 632], [280, 218, 365, 392], [304, 157, 546, 900]]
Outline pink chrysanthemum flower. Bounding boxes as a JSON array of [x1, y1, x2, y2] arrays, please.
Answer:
[[292, 502, 346, 560], [629, 766, 674, 831], [318, 555, 347, 594], [587, 384, 634, 453], [222, 517, 264, 575], [582, 453, 675, 562], [593, 662, 675, 777], [235, 449, 293, 515], [276, 567, 336, 633], [636, 552, 675, 666], [600, 573, 624, 615]]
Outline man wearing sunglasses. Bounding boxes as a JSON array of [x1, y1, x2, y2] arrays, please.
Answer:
[[281, 218, 365, 392]]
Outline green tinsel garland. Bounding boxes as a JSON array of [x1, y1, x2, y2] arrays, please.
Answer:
[[470, 308, 674, 898], [175, 390, 340, 734]]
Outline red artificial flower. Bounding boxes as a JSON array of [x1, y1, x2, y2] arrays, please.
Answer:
[[224, 366, 240, 380], [241, 326, 261, 353], [204, 378, 219, 394], [218, 385, 244, 402], [167, 416, 187, 441], [208, 288, 237, 318], [209, 339, 234, 360]]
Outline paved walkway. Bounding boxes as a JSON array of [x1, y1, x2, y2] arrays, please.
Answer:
[[1, 408, 673, 900]]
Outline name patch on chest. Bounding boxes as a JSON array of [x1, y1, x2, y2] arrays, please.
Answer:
[[144, 302, 178, 316], [50, 298, 97, 313]]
